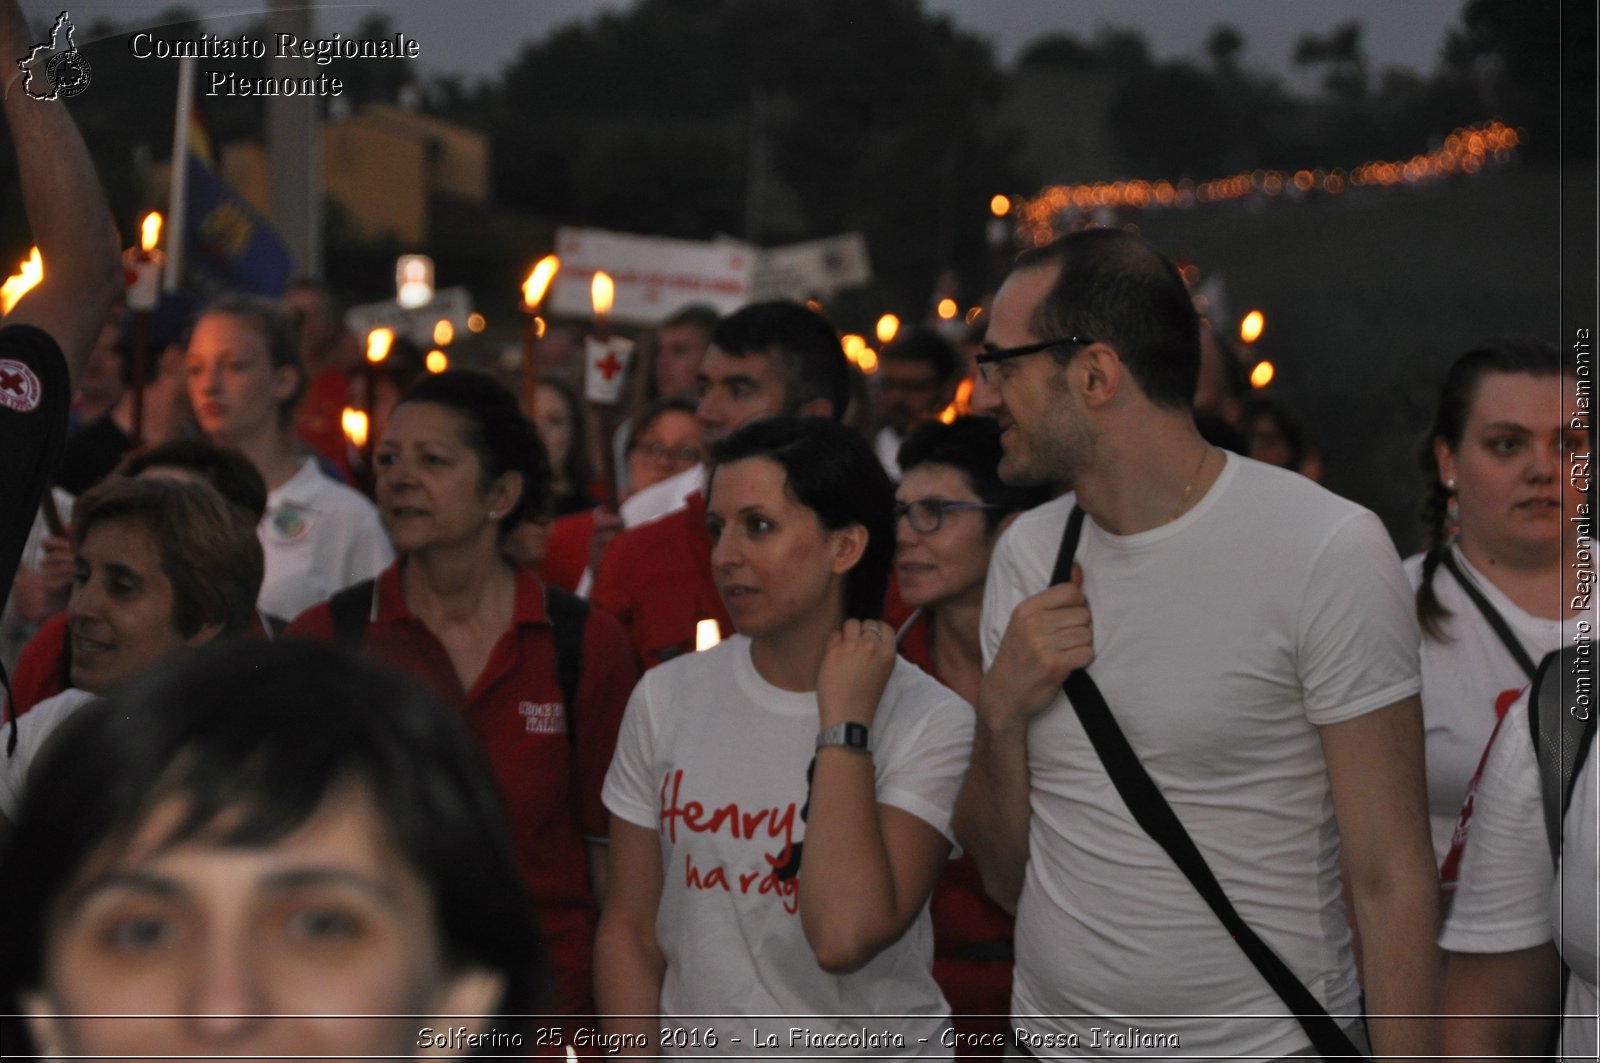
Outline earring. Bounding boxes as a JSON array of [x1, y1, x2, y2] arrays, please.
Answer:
[[1445, 478, 1456, 493]]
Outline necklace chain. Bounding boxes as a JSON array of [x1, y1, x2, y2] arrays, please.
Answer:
[[1170, 445, 1212, 522]]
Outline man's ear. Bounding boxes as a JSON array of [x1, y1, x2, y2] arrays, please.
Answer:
[[23, 991, 65, 1060], [829, 523, 869, 577], [271, 363, 301, 406], [1076, 343, 1125, 409]]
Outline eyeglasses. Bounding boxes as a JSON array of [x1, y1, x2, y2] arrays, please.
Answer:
[[632, 441, 703, 465], [974, 335, 1095, 382], [894, 498, 1001, 533]]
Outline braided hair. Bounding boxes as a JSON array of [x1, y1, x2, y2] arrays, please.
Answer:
[[1415, 337, 1561, 640]]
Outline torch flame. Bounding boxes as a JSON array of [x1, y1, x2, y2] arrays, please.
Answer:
[[1250, 360, 1275, 389], [140, 212, 163, 252], [1, 246, 43, 315], [366, 328, 394, 364], [990, 194, 1011, 217], [433, 319, 454, 346], [523, 255, 559, 308], [1239, 310, 1265, 344], [936, 298, 958, 320], [341, 407, 369, 448], [875, 313, 900, 346], [591, 271, 615, 318], [426, 350, 449, 374]]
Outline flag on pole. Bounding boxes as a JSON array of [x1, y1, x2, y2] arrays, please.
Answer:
[[180, 107, 292, 297]]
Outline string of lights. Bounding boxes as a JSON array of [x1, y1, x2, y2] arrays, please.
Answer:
[[1004, 120, 1522, 245]]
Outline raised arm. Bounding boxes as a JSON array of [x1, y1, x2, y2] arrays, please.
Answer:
[[800, 621, 958, 972], [953, 574, 1092, 911], [0, 0, 120, 379], [1321, 695, 1442, 1060]]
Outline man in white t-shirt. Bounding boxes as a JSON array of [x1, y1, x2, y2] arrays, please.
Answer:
[[953, 229, 1439, 1060]]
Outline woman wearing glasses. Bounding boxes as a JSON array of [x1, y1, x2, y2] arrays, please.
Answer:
[[596, 417, 974, 1057], [893, 416, 1052, 1055], [540, 396, 705, 594]]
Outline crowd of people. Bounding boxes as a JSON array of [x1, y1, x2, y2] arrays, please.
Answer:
[[1, 0, 1594, 1058]]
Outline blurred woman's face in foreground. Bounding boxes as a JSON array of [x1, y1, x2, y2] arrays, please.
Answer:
[[24, 778, 502, 1062]]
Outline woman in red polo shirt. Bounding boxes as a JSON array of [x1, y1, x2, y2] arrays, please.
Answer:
[[288, 371, 637, 1020]]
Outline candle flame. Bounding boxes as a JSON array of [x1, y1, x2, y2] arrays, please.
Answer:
[[841, 334, 866, 359], [1, 246, 43, 315], [937, 377, 975, 423], [366, 327, 394, 364], [140, 212, 163, 252], [341, 407, 369, 448], [591, 271, 615, 318], [467, 312, 486, 333], [523, 255, 559, 308], [990, 194, 1011, 217], [875, 313, 900, 345], [858, 348, 879, 374], [1250, 360, 1275, 389], [1239, 310, 1265, 344], [695, 619, 722, 652], [433, 319, 454, 346], [936, 298, 958, 320], [426, 350, 448, 373]]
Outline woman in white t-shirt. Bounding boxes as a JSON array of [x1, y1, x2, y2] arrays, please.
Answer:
[[184, 295, 392, 626], [596, 417, 973, 1057], [1408, 338, 1591, 872]]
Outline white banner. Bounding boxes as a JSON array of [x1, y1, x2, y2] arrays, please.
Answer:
[[549, 228, 754, 325]]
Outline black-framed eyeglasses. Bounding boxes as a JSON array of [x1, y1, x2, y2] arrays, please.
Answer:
[[894, 498, 1002, 534], [631, 441, 703, 464], [974, 335, 1095, 382]]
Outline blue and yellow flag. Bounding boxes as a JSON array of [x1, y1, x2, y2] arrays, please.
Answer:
[[183, 110, 292, 297]]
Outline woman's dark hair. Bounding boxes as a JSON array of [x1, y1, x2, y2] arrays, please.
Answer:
[[709, 416, 894, 620], [72, 477, 263, 638], [0, 640, 547, 1054], [195, 294, 306, 426], [1415, 337, 1562, 639], [897, 416, 1054, 531], [626, 395, 699, 453], [121, 437, 270, 521], [395, 370, 551, 536], [536, 376, 597, 511]]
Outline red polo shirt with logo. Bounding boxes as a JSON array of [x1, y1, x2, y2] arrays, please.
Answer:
[[589, 492, 732, 670], [287, 562, 637, 1017]]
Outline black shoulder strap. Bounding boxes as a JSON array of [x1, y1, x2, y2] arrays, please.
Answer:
[[544, 584, 589, 749], [328, 578, 377, 651], [1439, 549, 1539, 680], [1529, 641, 1598, 861], [1049, 505, 1366, 1061]]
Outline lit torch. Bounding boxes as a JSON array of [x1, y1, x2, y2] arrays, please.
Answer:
[[359, 328, 394, 476], [0, 246, 42, 315], [584, 270, 635, 509], [520, 255, 559, 419], [124, 213, 165, 445]]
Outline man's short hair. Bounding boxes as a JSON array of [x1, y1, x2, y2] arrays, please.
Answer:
[[711, 301, 850, 421], [1013, 229, 1200, 409], [881, 327, 961, 386], [662, 303, 720, 334]]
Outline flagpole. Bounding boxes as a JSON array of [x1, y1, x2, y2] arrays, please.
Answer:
[[163, 56, 195, 293]]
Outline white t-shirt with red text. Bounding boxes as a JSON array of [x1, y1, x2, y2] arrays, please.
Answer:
[[603, 634, 973, 1058]]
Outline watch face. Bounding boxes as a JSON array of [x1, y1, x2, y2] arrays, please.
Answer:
[[844, 722, 869, 749]]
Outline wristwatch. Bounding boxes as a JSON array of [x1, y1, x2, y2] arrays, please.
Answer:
[[816, 721, 870, 753]]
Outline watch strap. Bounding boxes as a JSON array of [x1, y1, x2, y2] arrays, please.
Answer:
[[816, 721, 870, 752]]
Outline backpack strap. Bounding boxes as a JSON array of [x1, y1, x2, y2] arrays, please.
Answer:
[[543, 584, 589, 749], [1049, 505, 1366, 1061], [327, 578, 377, 651], [1529, 641, 1597, 861]]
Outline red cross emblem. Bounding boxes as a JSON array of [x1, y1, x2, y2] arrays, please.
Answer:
[[595, 351, 624, 381], [0, 359, 43, 412]]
